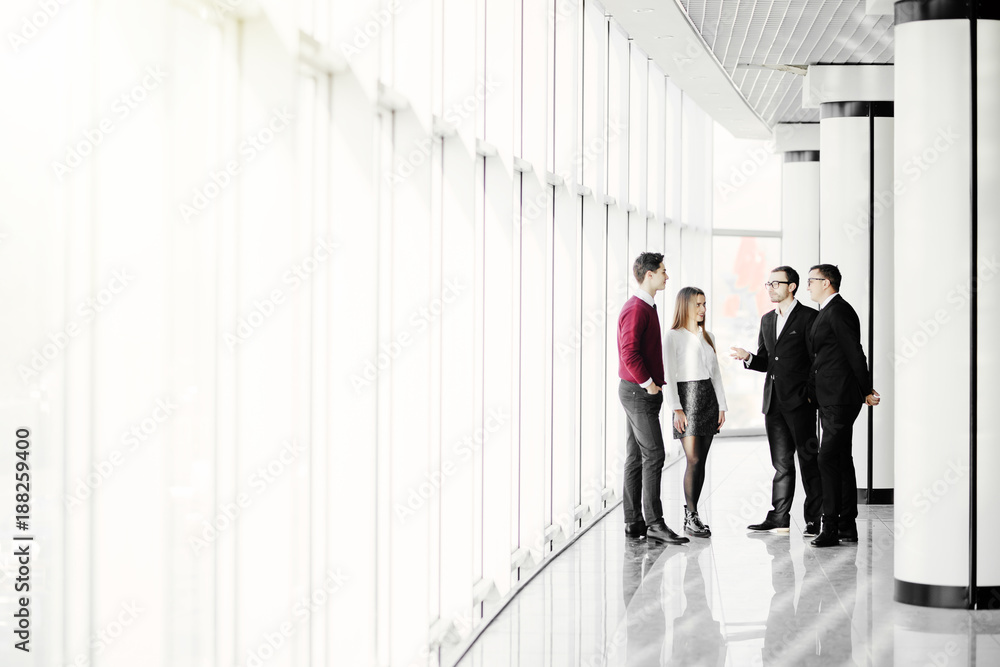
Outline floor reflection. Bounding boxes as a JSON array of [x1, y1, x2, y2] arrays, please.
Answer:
[[453, 437, 1000, 667], [772, 539, 858, 666], [621, 537, 726, 666], [665, 539, 726, 666], [621, 537, 669, 666]]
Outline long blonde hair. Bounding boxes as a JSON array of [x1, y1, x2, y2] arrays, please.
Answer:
[[671, 286, 716, 352]]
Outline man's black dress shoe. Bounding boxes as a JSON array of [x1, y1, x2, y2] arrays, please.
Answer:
[[839, 523, 859, 543], [810, 517, 840, 548], [803, 521, 820, 537], [747, 518, 790, 533], [646, 521, 690, 545], [625, 521, 647, 538]]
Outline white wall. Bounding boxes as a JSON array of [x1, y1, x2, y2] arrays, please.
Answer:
[[0, 0, 718, 664]]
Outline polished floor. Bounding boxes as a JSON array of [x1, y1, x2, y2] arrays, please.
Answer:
[[456, 436, 1000, 666]]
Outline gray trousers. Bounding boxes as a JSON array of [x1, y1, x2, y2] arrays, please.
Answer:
[[619, 379, 666, 525]]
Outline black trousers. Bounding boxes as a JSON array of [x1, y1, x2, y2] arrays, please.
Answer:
[[764, 401, 822, 525], [816, 403, 863, 524], [619, 380, 666, 525]]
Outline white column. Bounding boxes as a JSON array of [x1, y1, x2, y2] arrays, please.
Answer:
[[805, 60, 898, 513], [775, 123, 820, 281], [894, 0, 1000, 609], [976, 12, 1000, 612]]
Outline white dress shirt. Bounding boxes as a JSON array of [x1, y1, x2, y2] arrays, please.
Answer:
[[745, 299, 798, 367], [775, 298, 797, 337], [664, 327, 728, 412], [819, 292, 839, 310]]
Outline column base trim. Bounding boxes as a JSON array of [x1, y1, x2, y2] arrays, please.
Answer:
[[978, 587, 1000, 610], [856, 488, 894, 504], [784, 150, 820, 163], [821, 101, 894, 119], [895, 579, 968, 608]]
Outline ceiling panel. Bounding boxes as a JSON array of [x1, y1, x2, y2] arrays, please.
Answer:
[[681, 0, 894, 125]]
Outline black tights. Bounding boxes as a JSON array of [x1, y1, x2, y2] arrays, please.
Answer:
[[682, 434, 714, 512]]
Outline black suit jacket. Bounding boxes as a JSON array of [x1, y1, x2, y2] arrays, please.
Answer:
[[806, 294, 872, 407], [747, 301, 817, 414]]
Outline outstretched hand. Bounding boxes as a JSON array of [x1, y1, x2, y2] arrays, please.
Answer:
[[730, 346, 750, 361]]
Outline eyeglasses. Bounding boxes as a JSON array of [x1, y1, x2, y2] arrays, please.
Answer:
[[763, 281, 790, 289], [806, 277, 829, 285]]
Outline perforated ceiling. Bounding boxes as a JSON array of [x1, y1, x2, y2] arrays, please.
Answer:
[[680, 0, 895, 124]]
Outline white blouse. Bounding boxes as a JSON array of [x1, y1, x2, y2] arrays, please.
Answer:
[[664, 327, 728, 412]]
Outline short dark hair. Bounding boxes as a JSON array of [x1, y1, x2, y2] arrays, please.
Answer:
[[771, 265, 799, 296], [633, 252, 664, 284], [809, 264, 842, 292]]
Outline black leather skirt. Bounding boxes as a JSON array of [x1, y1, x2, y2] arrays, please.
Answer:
[[672, 379, 720, 439]]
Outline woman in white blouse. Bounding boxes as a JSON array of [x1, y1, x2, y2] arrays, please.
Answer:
[[664, 287, 727, 538]]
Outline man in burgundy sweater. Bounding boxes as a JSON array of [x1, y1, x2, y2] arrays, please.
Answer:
[[617, 252, 689, 545]]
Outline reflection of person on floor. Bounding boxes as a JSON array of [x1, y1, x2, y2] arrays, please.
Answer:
[[621, 539, 669, 667], [765, 547, 858, 666], [798, 551, 858, 665], [753, 535, 794, 666], [667, 541, 727, 666]]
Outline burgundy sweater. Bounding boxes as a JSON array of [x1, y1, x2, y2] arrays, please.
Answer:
[[617, 296, 665, 387]]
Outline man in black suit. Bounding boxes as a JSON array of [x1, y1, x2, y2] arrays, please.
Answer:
[[731, 266, 822, 536], [804, 264, 880, 547]]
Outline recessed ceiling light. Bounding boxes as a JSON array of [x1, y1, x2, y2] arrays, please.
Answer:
[[634, 7, 655, 12], [658, 34, 675, 39]]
